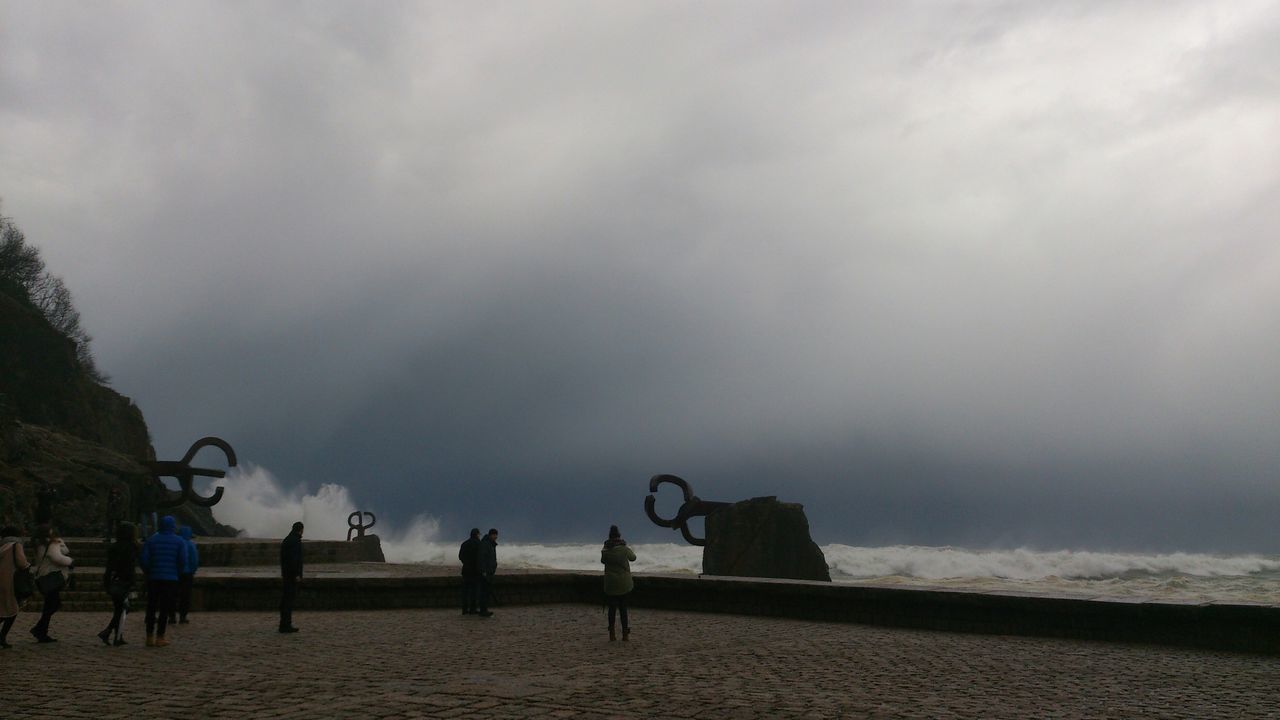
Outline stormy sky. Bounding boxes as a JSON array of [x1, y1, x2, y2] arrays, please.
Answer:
[[3, 2, 1278, 551]]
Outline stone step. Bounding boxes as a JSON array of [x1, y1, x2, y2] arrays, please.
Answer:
[[60, 602, 117, 612], [57, 589, 147, 600], [33, 537, 385, 567], [29, 586, 148, 613]]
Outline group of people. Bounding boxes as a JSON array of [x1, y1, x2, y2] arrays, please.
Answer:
[[457, 528, 499, 617], [452, 524, 636, 641], [4, 518, 638, 647], [0, 516, 200, 649]]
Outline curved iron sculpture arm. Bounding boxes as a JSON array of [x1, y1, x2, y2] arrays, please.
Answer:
[[644, 474, 728, 547], [150, 436, 237, 509]]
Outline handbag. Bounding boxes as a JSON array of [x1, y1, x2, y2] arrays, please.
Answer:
[[10, 545, 34, 602], [107, 579, 131, 601], [36, 570, 65, 596]]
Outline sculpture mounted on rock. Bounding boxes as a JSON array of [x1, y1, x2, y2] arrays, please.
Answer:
[[149, 436, 237, 509], [347, 510, 376, 541], [646, 474, 830, 582]]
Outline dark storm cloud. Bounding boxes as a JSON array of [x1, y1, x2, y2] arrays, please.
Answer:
[[3, 1, 1278, 550]]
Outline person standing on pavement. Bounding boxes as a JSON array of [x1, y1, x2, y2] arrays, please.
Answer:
[[173, 525, 198, 624], [99, 522, 139, 646], [477, 528, 498, 617], [279, 521, 304, 633], [459, 528, 482, 615], [139, 515, 187, 647], [136, 480, 160, 537], [1, 525, 32, 648], [601, 524, 636, 642], [30, 524, 73, 643], [105, 486, 124, 543], [35, 484, 58, 525]]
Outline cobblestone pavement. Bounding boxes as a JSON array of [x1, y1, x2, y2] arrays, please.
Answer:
[[3, 606, 1277, 719]]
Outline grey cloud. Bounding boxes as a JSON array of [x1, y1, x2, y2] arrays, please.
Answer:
[[2, 1, 1278, 549]]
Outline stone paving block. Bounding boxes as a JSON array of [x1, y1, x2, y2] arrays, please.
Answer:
[[5, 606, 1280, 718]]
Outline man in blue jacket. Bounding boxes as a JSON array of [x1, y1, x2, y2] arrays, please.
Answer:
[[139, 515, 187, 647]]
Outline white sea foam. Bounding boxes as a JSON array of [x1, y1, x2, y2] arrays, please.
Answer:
[[383, 541, 705, 575], [204, 467, 1280, 602], [204, 464, 442, 560], [821, 544, 1280, 581]]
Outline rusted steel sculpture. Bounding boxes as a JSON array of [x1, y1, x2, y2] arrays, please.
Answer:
[[150, 436, 237, 509], [647, 475, 832, 580], [644, 474, 729, 546], [347, 511, 376, 541]]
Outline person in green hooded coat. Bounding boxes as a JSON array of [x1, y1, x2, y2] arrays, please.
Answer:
[[601, 525, 636, 641]]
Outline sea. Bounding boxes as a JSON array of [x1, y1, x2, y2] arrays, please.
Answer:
[[382, 541, 1280, 605], [209, 468, 1280, 606]]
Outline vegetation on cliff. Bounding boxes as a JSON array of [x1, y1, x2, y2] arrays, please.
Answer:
[[1, 209, 105, 383]]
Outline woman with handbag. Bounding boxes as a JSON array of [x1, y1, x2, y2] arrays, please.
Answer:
[[30, 524, 73, 643], [1, 525, 33, 648], [98, 522, 139, 646]]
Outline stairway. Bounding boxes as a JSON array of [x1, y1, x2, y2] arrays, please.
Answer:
[[55, 587, 147, 612], [23, 539, 144, 613]]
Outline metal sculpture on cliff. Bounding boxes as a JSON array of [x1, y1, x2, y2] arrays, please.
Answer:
[[347, 511, 376, 541], [643, 474, 729, 546], [150, 436, 237, 509]]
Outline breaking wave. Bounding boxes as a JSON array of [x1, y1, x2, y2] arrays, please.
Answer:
[[821, 544, 1280, 581], [203, 464, 441, 562], [390, 541, 705, 575], [203, 466, 1280, 601]]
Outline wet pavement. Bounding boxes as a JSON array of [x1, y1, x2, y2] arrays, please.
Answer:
[[5, 604, 1278, 719]]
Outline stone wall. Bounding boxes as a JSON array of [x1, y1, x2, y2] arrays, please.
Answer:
[[194, 572, 595, 612], [188, 572, 1280, 655]]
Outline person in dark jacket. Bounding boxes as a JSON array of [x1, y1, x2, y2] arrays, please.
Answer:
[[139, 515, 187, 647], [35, 484, 58, 525], [104, 486, 124, 543], [477, 528, 498, 617], [601, 525, 637, 641], [98, 522, 138, 646], [169, 526, 199, 624], [279, 521, 304, 633], [458, 528, 481, 615], [136, 481, 160, 537]]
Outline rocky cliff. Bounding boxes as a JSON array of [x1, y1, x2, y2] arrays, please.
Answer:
[[0, 290, 236, 536]]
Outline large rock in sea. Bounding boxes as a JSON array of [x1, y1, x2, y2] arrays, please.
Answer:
[[703, 496, 830, 581]]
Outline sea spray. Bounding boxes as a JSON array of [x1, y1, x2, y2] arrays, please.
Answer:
[[821, 544, 1280, 581], [372, 542, 705, 575], [203, 467, 1280, 602], [204, 464, 443, 554]]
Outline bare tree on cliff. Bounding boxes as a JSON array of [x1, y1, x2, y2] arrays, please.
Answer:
[[0, 207, 109, 384]]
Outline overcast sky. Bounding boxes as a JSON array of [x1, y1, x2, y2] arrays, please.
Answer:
[[3, 1, 1278, 551]]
